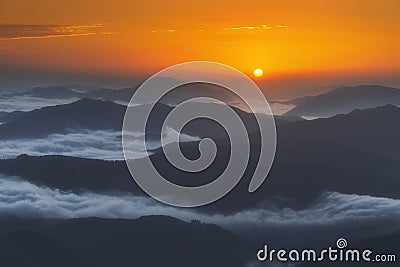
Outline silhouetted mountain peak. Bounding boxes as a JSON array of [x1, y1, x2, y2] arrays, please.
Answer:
[[285, 84, 400, 117], [325, 84, 394, 96], [22, 86, 83, 99], [342, 103, 400, 117], [31, 86, 76, 93], [63, 97, 124, 108], [0, 99, 127, 138]]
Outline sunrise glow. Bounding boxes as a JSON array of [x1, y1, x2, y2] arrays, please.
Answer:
[[1, 0, 399, 96]]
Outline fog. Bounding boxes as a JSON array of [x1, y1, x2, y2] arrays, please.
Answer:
[[1, 174, 399, 247], [0, 128, 200, 160]]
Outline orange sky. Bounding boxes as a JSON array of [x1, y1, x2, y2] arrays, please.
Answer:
[[0, 0, 399, 96]]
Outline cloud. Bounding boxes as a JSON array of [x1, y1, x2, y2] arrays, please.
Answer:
[[219, 193, 400, 246], [0, 129, 125, 160], [149, 29, 177, 33], [0, 128, 200, 160], [1, 173, 399, 247], [269, 103, 295, 115], [149, 24, 288, 33], [223, 24, 288, 31], [0, 24, 113, 41]]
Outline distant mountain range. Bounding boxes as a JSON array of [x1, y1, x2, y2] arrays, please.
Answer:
[[3, 85, 135, 102], [4, 81, 239, 105], [0, 98, 300, 139], [0, 215, 252, 267], [0, 99, 126, 138], [271, 95, 314, 106], [4, 84, 400, 119], [284, 85, 400, 117]]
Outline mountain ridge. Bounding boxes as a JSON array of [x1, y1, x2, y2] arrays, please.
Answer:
[[284, 85, 400, 117], [0, 98, 297, 139], [1, 105, 399, 212], [0, 215, 252, 267]]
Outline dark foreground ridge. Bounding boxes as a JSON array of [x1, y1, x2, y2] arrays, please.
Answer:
[[0, 215, 253, 267]]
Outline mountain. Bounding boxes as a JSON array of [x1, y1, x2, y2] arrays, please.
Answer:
[[3, 85, 136, 102], [271, 95, 314, 106], [0, 215, 252, 267], [82, 79, 239, 105], [0, 154, 138, 194], [0, 231, 88, 267], [5, 81, 239, 105], [1, 105, 399, 212], [5, 85, 134, 101], [139, 106, 400, 212], [0, 110, 27, 123], [0, 98, 295, 139], [0, 111, 7, 120], [84, 87, 135, 102], [284, 85, 400, 117], [0, 98, 126, 138], [13, 86, 84, 99], [157, 82, 238, 105]]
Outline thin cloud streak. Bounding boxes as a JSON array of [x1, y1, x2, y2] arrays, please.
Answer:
[[149, 24, 288, 33], [223, 24, 288, 31], [0, 24, 113, 41], [149, 29, 177, 33]]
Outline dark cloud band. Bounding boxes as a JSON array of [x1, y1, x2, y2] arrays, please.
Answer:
[[0, 24, 112, 40]]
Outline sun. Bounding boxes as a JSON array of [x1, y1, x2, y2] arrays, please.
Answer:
[[253, 68, 264, 78]]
